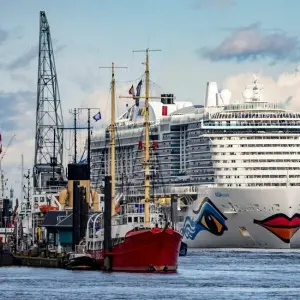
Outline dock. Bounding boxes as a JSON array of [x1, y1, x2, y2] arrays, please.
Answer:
[[14, 256, 65, 268], [14, 256, 64, 268]]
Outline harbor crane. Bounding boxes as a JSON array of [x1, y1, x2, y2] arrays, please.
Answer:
[[34, 11, 64, 191]]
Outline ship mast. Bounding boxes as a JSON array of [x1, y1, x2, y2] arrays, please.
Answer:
[[100, 63, 126, 215], [111, 63, 116, 216], [133, 48, 160, 227], [119, 49, 160, 227], [144, 50, 151, 227]]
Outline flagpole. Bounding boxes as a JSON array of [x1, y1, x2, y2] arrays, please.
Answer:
[[77, 108, 101, 169]]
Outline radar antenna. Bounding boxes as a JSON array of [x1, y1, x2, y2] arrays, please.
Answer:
[[243, 74, 265, 103]]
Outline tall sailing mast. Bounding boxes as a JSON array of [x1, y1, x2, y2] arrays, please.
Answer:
[[133, 49, 160, 227], [110, 63, 116, 216], [119, 49, 160, 227], [142, 49, 151, 228], [100, 63, 126, 216]]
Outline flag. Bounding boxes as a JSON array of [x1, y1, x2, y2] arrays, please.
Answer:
[[93, 111, 101, 122], [135, 80, 142, 107], [129, 85, 135, 95]]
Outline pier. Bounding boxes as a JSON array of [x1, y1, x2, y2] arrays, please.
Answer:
[[14, 256, 64, 268]]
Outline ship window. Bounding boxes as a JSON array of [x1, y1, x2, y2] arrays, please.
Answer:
[[134, 217, 138, 223], [140, 217, 144, 223], [128, 217, 132, 223]]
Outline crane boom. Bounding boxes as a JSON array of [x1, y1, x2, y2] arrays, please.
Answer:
[[0, 134, 16, 162], [0, 134, 16, 198]]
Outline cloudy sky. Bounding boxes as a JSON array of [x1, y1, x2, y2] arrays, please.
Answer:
[[1, 0, 300, 198]]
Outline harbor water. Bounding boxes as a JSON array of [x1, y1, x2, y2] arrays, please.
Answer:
[[0, 249, 299, 300]]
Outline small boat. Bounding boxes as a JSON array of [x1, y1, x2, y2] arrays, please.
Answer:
[[64, 252, 98, 270]]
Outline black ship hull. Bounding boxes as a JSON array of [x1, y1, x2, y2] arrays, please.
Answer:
[[0, 251, 14, 266], [65, 255, 98, 270]]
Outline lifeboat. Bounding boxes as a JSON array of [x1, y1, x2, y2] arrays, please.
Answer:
[[39, 205, 59, 214]]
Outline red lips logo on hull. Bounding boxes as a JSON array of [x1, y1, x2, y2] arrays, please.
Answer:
[[254, 213, 300, 243]]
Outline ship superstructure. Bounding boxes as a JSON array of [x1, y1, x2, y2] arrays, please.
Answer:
[[90, 95, 195, 198], [91, 74, 300, 248]]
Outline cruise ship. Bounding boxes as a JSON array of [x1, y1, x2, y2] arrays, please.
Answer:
[[91, 75, 300, 248]]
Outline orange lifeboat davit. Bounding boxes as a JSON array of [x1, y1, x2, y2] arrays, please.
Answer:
[[39, 205, 59, 214]]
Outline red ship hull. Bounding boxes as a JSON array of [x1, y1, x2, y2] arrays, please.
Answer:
[[89, 227, 182, 272]]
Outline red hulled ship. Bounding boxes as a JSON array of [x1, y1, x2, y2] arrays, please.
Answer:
[[82, 49, 182, 272], [85, 202, 182, 272]]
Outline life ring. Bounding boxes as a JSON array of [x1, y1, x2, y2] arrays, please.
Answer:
[[34, 203, 39, 209]]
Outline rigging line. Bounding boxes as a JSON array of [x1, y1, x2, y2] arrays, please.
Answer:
[[149, 79, 163, 88], [154, 134, 167, 195], [115, 126, 126, 197], [115, 124, 132, 200], [103, 86, 112, 125], [130, 129, 144, 196], [94, 127, 110, 194], [65, 129, 73, 151], [94, 86, 112, 192], [115, 74, 145, 84], [79, 147, 86, 162], [149, 125, 166, 196], [149, 126, 157, 197]]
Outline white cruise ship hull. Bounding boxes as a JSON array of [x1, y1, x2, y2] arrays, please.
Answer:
[[178, 187, 300, 248]]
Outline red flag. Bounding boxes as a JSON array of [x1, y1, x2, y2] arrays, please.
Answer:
[[138, 141, 143, 150], [153, 141, 158, 150], [129, 85, 134, 95]]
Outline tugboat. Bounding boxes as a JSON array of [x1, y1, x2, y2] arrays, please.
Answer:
[[85, 50, 182, 272], [64, 246, 97, 271]]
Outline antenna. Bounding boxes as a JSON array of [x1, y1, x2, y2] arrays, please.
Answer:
[[243, 74, 265, 103]]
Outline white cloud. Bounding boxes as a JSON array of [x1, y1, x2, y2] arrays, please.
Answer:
[[222, 67, 300, 111], [199, 23, 300, 63]]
